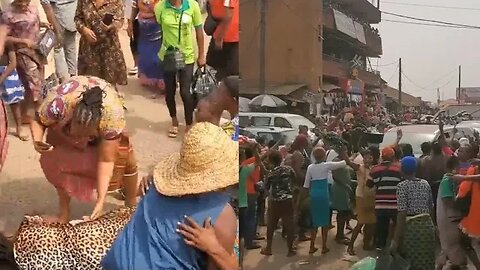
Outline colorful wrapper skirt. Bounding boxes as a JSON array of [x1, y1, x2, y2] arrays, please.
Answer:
[[399, 213, 436, 270], [0, 66, 25, 104]]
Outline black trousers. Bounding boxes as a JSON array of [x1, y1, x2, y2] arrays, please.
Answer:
[[375, 209, 397, 249], [206, 41, 239, 81], [129, 19, 139, 56], [164, 64, 195, 125]]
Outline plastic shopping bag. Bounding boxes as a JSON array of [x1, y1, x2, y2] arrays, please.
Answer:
[[350, 257, 376, 270], [191, 66, 217, 106]]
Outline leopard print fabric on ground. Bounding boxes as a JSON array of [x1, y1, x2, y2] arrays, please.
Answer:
[[13, 207, 135, 270]]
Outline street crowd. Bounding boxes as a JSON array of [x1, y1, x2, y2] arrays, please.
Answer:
[[239, 109, 480, 270], [0, 0, 241, 269]]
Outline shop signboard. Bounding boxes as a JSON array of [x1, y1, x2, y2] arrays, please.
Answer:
[[457, 87, 480, 104], [333, 9, 357, 39]]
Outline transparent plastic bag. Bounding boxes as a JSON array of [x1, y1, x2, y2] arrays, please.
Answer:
[[350, 257, 376, 270]]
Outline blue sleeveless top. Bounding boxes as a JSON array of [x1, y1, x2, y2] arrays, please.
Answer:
[[101, 186, 230, 270]]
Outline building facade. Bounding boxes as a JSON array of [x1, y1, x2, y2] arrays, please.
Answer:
[[240, 0, 384, 117]]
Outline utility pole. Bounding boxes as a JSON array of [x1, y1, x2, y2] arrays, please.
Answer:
[[458, 65, 461, 104], [259, 0, 266, 94], [398, 58, 402, 114], [437, 88, 440, 106]]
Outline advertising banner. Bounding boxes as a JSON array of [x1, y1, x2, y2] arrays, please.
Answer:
[[333, 9, 357, 39]]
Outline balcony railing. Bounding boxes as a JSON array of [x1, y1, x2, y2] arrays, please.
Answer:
[[327, 0, 381, 24], [323, 54, 382, 87], [322, 6, 382, 56]]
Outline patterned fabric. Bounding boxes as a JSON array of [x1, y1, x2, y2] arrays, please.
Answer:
[[0, 66, 24, 104], [75, 0, 127, 85], [369, 162, 403, 210], [265, 166, 295, 201], [37, 75, 126, 139], [399, 214, 436, 270], [2, 4, 45, 101], [2, 4, 40, 43], [137, 18, 164, 90], [397, 178, 433, 215]]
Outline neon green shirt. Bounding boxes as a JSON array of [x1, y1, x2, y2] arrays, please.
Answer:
[[154, 0, 202, 65]]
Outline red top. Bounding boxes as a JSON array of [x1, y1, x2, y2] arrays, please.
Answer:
[[210, 0, 239, 42], [241, 157, 260, 194]]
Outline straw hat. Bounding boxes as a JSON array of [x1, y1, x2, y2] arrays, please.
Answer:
[[153, 122, 239, 196]]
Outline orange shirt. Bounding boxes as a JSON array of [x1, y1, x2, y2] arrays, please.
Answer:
[[241, 157, 260, 194], [210, 0, 239, 42]]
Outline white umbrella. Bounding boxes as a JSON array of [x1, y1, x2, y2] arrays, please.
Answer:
[[249, 94, 287, 108], [239, 97, 251, 112]]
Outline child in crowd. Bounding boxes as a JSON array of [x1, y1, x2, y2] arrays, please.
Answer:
[[0, 45, 26, 140]]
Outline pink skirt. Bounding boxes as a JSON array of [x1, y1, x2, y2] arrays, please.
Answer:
[[40, 142, 98, 202]]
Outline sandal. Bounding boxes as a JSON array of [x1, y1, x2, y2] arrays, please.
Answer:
[[346, 247, 355, 256], [309, 247, 318, 254], [168, 126, 178, 138], [335, 237, 350, 245], [322, 247, 330, 254], [260, 248, 272, 256]]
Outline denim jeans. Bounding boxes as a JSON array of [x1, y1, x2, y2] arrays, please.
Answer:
[[245, 193, 258, 247], [52, 1, 77, 79], [375, 209, 397, 249]]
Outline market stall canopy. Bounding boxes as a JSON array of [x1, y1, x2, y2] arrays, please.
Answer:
[[249, 94, 287, 108], [239, 97, 251, 112]]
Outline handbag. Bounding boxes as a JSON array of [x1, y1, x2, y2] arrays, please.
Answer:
[[203, 2, 220, 36], [37, 28, 56, 57], [162, 10, 186, 72], [191, 65, 216, 105]]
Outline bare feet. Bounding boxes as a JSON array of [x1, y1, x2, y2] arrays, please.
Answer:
[[322, 247, 330, 254], [15, 126, 29, 141], [309, 247, 318, 254]]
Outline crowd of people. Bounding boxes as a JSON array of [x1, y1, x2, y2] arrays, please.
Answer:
[[239, 110, 480, 269], [0, 0, 241, 269]]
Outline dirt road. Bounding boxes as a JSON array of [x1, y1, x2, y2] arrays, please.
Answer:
[[0, 29, 185, 235]]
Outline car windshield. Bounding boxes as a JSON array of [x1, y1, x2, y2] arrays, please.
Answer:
[[380, 131, 435, 156]]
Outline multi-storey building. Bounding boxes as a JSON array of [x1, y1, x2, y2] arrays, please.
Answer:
[[240, 0, 384, 116]]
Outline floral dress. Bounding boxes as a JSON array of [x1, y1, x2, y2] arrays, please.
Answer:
[[37, 75, 126, 201], [74, 0, 127, 85]]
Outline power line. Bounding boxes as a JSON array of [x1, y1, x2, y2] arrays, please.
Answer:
[[382, 1, 480, 11], [383, 19, 479, 29], [373, 60, 398, 67], [386, 64, 399, 84], [382, 11, 480, 29], [401, 70, 456, 92]]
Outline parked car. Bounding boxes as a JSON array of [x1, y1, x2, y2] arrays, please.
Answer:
[[240, 126, 297, 145], [239, 112, 316, 140], [380, 124, 479, 156]]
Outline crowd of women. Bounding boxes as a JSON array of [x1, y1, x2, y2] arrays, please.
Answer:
[[240, 110, 480, 270], [0, 0, 242, 269]]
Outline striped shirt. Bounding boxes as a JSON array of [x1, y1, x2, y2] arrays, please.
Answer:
[[367, 162, 403, 210]]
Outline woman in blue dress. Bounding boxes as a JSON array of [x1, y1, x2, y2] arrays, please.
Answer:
[[101, 122, 238, 270], [304, 147, 347, 254], [130, 0, 164, 91]]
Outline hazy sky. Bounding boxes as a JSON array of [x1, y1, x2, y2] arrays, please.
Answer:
[[374, 0, 480, 102]]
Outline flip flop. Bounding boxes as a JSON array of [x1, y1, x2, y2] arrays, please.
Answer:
[[168, 126, 178, 138]]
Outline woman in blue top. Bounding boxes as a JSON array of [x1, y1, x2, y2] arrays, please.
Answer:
[[101, 122, 238, 270]]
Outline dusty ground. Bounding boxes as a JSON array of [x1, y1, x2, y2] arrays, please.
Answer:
[[0, 28, 186, 235]]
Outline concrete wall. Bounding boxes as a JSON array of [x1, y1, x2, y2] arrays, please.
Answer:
[[240, 0, 322, 93]]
